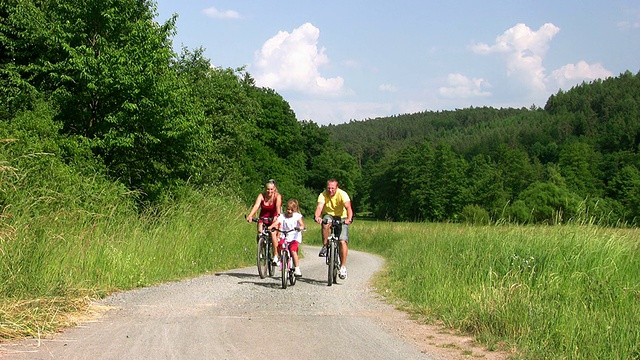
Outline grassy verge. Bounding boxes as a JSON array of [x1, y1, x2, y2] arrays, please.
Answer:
[[3, 203, 639, 360], [352, 221, 640, 359], [0, 191, 256, 339]]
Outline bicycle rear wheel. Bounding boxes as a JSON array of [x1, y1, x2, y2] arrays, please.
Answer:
[[257, 236, 268, 279], [327, 240, 335, 286], [281, 250, 288, 289]]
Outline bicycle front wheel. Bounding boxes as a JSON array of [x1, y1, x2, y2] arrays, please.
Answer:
[[267, 245, 275, 277], [289, 257, 296, 286], [333, 246, 339, 284], [327, 241, 335, 286], [257, 236, 268, 279], [281, 251, 288, 289]]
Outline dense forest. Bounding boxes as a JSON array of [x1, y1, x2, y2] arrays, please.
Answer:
[[0, 0, 357, 217], [328, 72, 640, 225], [1, 0, 639, 226]]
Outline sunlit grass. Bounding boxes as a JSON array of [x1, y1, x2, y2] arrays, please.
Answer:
[[0, 191, 256, 338], [3, 194, 640, 360], [352, 221, 640, 359]]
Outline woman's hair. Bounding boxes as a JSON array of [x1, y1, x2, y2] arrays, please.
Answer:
[[264, 179, 277, 195], [286, 199, 299, 213]]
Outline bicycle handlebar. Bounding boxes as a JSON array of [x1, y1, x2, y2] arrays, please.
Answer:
[[270, 227, 305, 234], [245, 215, 274, 223], [322, 218, 345, 225]]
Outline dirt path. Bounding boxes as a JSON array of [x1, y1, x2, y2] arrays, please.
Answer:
[[0, 246, 509, 359]]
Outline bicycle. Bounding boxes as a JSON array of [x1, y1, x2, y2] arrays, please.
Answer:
[[271, 227, 302, 289], [248, 216, 275, 279], [323, 217, 343, 286]]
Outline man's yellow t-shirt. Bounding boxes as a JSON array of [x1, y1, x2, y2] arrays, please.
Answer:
[[318, 188, 351, 218]]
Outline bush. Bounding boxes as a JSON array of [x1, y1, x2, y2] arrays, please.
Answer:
[[460, 204, 491, 225]]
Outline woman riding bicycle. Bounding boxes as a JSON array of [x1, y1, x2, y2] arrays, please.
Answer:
[[246, 179, 282, 264], [269, 199, 305, 277]]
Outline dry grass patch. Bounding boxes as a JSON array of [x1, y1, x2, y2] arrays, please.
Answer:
[[0, 295, 104, 340]]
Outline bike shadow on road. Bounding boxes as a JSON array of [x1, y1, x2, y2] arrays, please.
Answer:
[[216, 271, 336, 288], [215, 272, 287, 289], [295, 277, 335, 286], [214, 271, 255, 279]]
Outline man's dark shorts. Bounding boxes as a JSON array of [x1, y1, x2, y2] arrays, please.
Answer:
[[322, 214, 349, 242]]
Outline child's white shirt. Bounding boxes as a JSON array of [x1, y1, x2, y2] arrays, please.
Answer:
[[277, 212, 303, 243]]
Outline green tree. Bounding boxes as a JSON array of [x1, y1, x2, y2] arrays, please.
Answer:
[[515, 181, 582, 224], [427, 143, 468, 221], [173, 49, 261, 190], [557, 141, 603, 198], [466, 154, 508, 218], [1, 0, 197, 198], [493, 144, 536, 199], [366, 147, 416, 220], [608, 165, 640, 223]]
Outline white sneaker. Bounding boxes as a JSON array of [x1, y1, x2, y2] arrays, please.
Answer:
[[273, 256, 280, 267], [338, 266, 347, 279], [294, 267, 302, 277]]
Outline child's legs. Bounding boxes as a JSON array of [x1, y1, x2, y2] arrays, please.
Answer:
[[290, 242, 300, 266]]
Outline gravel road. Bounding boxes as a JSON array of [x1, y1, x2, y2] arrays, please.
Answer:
[[1, 245, 447, 360]]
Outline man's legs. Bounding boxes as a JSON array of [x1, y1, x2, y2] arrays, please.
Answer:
[[338, 223, 349, 279], [339, 240, 348, 266], [318, 215, 331, 256]]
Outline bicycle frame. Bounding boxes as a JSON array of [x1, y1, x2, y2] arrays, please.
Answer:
[[272, 228, 299, 289], [249, 216, 275, 279], [323, 217, 343, 286]]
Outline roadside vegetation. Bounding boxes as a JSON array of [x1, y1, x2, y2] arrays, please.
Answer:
[[3, 203, 638, 360], [0, 188, 256, 339], [354, 220, 640, 360]]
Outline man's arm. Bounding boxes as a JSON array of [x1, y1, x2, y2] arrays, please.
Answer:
[[314, 201, 324, 224], [344, 200, 354, 224]]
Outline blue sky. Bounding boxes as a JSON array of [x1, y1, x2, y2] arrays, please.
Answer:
[[153, 1, 639, 125]]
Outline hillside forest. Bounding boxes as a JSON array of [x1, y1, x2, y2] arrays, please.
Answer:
[[1, 0, 640, 227]]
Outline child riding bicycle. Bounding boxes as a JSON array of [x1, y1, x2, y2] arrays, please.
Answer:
[[269, 199, 306, 277]]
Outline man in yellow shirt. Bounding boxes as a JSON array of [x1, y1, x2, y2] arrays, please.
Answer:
[[314, 179, 354, 279]]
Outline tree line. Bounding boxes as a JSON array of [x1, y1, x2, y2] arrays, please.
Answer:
[[0, 0, 356, 217], [328, 71, 640, 225], [2, 0, 638, 226]]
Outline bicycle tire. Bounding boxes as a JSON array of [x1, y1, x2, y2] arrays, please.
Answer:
[[257, 236, 268, 279], [281, 250, 288, 289], [289, 255, 296, 286], [327, 240, 335, 286], [333, 245, 339, 284], [267, 244, 274, 277]]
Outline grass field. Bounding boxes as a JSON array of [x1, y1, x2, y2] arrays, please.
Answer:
[[2, 202, 639, 359], [0, 193, 256, 338], [351, 220, 640, 359]]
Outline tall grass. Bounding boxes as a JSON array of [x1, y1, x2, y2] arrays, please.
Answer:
[[0, 189, 256, 338], [353, 221, 640, 359]]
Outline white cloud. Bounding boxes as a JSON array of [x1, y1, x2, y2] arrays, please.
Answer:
[[617, 7, 640, 30], [202, 7, 241, 19], [252, 23, 345, 96], [290, 99, 392, 124], [547, 61, 613, 90], [471, 22, 615, 100], [617, 20, 640, 30], [471, 23, 560, 93], [378, 84, 398, 93], [438, 73, 492, 98]]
